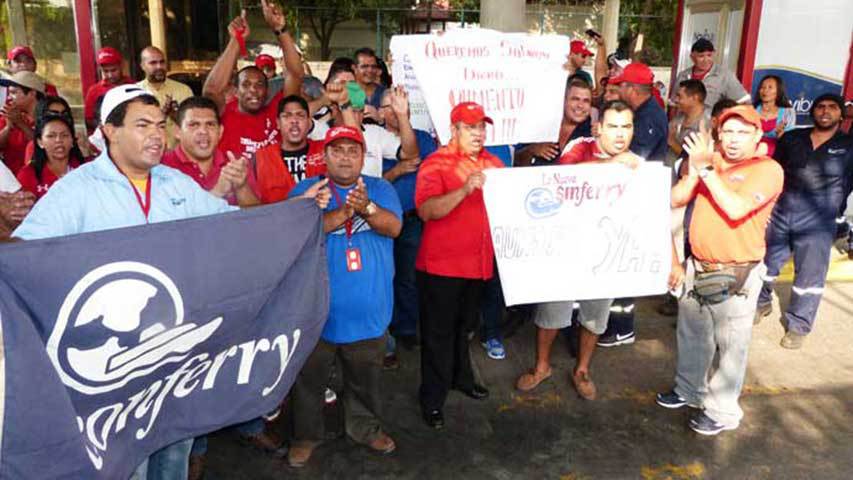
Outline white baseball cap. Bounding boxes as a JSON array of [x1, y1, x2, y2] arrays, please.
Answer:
[[100, 84, 153, 125]]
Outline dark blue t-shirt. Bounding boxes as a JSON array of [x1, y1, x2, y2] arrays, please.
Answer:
[[630, 96, 668, 162], [290, 175, 402, 343]]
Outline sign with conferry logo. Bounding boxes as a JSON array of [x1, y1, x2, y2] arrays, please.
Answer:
[[483, 164, 672, 306]]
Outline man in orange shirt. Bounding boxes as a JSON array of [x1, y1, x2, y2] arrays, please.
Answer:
[[415, 102, 504, 429], [656, 105, 783, 435]]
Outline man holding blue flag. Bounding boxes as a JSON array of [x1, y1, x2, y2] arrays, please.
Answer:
[[288, 125, 402, 467], [10, 84, 329, 479]]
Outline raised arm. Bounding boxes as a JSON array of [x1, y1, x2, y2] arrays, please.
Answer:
[[389, 86, 419, 161], [202, 12, 247, 111], [261, 0, 304, 97]]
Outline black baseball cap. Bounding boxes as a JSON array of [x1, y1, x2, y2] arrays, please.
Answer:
[[691, 38, 715, 53], [811, 93, 844, 116]]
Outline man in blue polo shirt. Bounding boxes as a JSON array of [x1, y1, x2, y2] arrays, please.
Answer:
[[603, 62, 669, 347], [288, 125, 402, 467]]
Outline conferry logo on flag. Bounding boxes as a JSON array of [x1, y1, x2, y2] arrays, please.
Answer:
[[49, 262, 222, 395]]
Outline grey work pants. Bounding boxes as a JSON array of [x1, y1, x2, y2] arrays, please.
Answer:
[[674, 261, 765, 427]]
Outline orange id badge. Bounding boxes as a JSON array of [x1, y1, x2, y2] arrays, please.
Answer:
[[346, 247, 363, 272]]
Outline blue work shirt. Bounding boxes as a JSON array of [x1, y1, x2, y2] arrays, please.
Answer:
[[290, 175, 402, 344], [630, 96, 668, 162], [14, 152, 236, 239], [383, 129, 437, 212], [773, 127, 853, 227]]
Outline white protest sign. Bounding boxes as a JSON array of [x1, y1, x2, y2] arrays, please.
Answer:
[[390, 29, 569, 146], [389, 36, 436, 135], [483, 164, 672, 306]]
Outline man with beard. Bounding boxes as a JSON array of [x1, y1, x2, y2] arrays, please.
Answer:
[[203, 1, 304, 159], [514, 78, 593, 167], [755, 94, 852, 349], [657, 105, 783, 435], [252, 95, 326, 203], [515, 100, 641, 398], [137, 46, 193, 148]]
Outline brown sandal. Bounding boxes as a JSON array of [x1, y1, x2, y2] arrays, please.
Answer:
[[287, 440, 320, 468], [516, 368, 552, 392], [367, 432, 396, 455]]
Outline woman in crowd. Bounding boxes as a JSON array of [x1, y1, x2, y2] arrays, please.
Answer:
[[754, 74, 796, 156], [16, 112, 86, 200]]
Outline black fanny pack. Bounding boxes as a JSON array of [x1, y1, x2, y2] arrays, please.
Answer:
[[690, 259, 757, 305]]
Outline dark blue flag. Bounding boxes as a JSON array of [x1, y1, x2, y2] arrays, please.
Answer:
[[0, 199, 328, 479]]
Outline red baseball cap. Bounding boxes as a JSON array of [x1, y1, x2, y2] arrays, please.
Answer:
[[97, 47, 123, 66], [570, 40, 593, 57], [7, 45, 35, 62], [717, 105, 762, 131], [609, 62, 654, 86], [324, 125, 365, 148], [450, 102, 493, 125], [255, 54, 276, 70]]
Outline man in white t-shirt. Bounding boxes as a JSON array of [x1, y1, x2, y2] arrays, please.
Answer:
[[310, 66, 418, 177]]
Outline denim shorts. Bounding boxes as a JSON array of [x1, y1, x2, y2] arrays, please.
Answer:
[[533, 298, 614, 334]]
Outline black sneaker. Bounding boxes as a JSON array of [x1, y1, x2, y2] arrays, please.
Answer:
[[597, 331, 635, 347], [689, 411, 738, 436], [655, 390, 687, 409]]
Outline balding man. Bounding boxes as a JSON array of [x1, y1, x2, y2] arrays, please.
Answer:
[[137, 46, 193, 148]]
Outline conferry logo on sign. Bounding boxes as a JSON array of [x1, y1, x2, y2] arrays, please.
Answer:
[[48, 261, 222, 395], [524, 187, 562, 219]]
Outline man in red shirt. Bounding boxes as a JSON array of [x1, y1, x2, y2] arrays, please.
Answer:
[[84, 47, 133, 131], [0, 71, 44, 174], [202, 1, 304, 160], [515, 100, 640, 400], [5, 46, 59, 96], [161, 96, 259, 207], [415, 101, 504, 429]]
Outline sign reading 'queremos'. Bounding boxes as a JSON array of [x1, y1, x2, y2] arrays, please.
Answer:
[[483, 164, 672, 306], [0, 200, 328, 479], [390, 28, 570, 146]]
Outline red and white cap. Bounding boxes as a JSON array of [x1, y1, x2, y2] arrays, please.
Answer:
[[450, 102, 493, 125], [96, 47, 123, 66], [324, 125, 365, 148], [570, 40, 593, 57], [254, 54, 276, 70]]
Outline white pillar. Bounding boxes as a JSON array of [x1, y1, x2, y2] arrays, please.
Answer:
[[7, 0, 27, 47], [480, 0, 525, 33], [602, 0, 620, 53]]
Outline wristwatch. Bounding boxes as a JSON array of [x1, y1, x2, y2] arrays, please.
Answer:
[[272, 26, 288, 36], [698, 165, 714, 179], [339, 101, 352, 111], [364, 201, 377, 217]]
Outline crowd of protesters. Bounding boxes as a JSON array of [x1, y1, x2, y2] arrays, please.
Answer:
[[1, 1, 853, 478]]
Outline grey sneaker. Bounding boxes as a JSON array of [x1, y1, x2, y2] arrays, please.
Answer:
[[754, 302, 772, 325], [780, 331, 805, 349]]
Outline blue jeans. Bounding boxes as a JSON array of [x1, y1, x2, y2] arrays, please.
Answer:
[[190, 418, 265, 456], [390, 215, 421, 339], [130, 438, 193, 480]]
